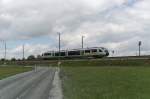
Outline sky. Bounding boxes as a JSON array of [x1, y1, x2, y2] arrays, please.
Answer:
[[0, 0, 150, 59]]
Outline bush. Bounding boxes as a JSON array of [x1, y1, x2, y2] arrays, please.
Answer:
[[27, 55, 35, 60], [11, 58, 16, 61]]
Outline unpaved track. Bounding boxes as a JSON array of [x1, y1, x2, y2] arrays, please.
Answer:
[[0, 67, 56, 99]]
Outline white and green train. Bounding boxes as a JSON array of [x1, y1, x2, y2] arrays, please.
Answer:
[[41, 47, 109, 59]]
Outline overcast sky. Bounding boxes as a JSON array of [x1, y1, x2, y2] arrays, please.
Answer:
[[0, 0, 150, 59]]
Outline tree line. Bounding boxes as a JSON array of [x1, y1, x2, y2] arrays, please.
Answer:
[[0, 55, 42, 61]]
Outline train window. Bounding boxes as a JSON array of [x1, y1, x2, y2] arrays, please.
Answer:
[[60, 52, 66, 56], [44, 53, 51, 56], [68, 51, 80, 56], [99, 49, 102, 52], [85, 50, 90, 53], [92, 49, 97, 52], [55, 52, 59, 56]]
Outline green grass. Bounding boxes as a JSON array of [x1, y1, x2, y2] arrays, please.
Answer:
[[61, 59, 150, 67], [0, 66, 33, 79], [61, 66, 150, 99]]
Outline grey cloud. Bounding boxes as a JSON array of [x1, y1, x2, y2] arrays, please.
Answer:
[[0, 0, 150, 57], [0, 0, 127, 40]]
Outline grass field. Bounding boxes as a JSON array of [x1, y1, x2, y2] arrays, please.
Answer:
[[61, 59, 150, 67], [61, 66, 150, 99], [0, 66, 33, 80]]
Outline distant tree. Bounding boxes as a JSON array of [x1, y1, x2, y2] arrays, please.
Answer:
[[37, 55, 41, 59], [1, 58, 5, 61], [11, 58, 16, 61], [17, 59, 21, 61], [27, 55, 35, 60]]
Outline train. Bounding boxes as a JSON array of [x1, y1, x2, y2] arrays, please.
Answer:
[[41, 47, 109, 60]]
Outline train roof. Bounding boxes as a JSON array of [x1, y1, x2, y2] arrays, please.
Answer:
[[44, 47, 107, 53]]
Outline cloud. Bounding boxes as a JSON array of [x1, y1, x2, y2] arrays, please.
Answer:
[[0, 0, 150, 57], [0, 0, 127, 39]]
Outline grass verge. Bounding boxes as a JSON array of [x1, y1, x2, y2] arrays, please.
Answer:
[[61, 66, 150, 99], [61, 59, 150, 67], [0, 66, 33, 80]]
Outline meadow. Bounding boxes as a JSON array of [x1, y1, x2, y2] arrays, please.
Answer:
[[61, 61, 150, 99], [1, 59, 150, 99], [0, 66, 33, 80]]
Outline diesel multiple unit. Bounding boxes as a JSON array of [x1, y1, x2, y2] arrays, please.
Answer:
[[41, 47, 109, 59]]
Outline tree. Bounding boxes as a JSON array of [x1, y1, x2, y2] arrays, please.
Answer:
[[17, 59, 21, 61], [1, 58, 5, 61], [11, 58, 16, 61], [27, 55, 35, 60], [37, 55, 41, 59]]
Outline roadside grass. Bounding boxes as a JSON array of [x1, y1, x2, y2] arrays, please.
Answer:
[[61, 59, 150, 67], [0, 66, 33, 80], [61, 66, 150, 99]]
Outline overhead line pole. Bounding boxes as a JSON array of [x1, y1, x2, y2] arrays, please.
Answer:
[[81, 35, 85, 56], [139, 45, 140, 56], [82, 36, 84, 49], [58, 33, 61, 58], [4, 41, 6, 60], [138, 41, 142, 56], [23, 44, 25, 60], [57, 32, 61, 67], [0, 40, 6, 61]]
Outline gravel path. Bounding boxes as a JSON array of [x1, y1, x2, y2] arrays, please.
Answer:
[[0, 67, 59, 99]]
